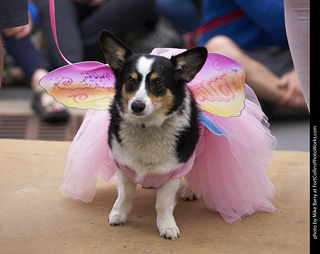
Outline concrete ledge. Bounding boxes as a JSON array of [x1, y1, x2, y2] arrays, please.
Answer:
[[0, 139, 309, 253]]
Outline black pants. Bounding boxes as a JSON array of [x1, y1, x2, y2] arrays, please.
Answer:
[[3, 35, 51, 79], [34, 0, 155, 68]]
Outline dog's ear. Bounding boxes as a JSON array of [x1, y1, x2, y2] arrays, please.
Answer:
[[100, 30, 132, 74], [171, 47, 208, 83]]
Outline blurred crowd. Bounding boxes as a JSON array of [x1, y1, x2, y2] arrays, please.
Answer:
[[0, 0, 310, 122]]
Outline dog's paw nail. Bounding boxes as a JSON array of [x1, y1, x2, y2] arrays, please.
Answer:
[[109, 221, 124, 226], [160, 227, 180, 240], [109, 214, 126, 226]]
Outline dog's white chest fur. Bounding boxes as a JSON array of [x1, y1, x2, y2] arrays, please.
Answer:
[[113, 123, 181, 181], [111, 90, 192, 182]]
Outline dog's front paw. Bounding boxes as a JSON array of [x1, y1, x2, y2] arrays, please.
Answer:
[[159, 225, 180, 240], [108, 211, 127, 226], [181, 185, 200, 201]]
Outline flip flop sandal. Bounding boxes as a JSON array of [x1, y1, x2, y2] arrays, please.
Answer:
[[31, 90, 70, 122]]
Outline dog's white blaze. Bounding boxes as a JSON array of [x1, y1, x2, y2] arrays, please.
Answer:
[[128, 57, 155, 115], [137, 56, 154, 81]]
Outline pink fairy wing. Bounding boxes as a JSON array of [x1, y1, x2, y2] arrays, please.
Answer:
[[188, 53, 245, 117], [40, 61, 116, 110]]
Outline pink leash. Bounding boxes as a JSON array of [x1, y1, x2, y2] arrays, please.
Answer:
[[49, 0, 72, 65]]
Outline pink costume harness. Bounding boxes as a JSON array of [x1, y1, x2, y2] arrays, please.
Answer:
[[110, 152, 196, 189]]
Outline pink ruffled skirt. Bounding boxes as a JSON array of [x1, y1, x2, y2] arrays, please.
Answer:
[[60, 86, 276, 224]]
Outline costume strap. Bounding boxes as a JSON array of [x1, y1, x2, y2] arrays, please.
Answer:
[[49, 0, 72, 65]]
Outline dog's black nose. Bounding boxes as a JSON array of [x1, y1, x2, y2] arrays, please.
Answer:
[[131, 100, 146, 113]]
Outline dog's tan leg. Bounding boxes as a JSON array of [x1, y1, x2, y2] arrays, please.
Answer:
[[181, 185, 201, 201], [109, 169, 137, 226], [156, 178, 181, 240]]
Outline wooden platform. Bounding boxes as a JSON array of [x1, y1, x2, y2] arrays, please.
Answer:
[[0, 139, 310, 253]]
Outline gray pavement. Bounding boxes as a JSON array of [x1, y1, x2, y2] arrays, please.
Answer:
[[0, 85, 310, 152], [270, 117, 309, 151]]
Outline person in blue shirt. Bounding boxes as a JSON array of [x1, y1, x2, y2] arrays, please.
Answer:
[[199, 0, 307, 112]]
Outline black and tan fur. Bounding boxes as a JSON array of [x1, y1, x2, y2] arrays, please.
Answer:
[[100, 30, 207, 240]]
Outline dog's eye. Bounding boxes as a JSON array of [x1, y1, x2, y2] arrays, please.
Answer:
[[153, 79, 164, 88], [126, 77, 135, 86]]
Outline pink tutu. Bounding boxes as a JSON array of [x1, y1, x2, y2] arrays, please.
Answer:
[[59, 49, 277, 224], [188, 100, 276, 223], [60, 92, 276, 223], [60, 110, 117, 202]]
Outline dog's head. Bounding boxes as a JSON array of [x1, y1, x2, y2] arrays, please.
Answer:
[[100, 30, 207, 125]]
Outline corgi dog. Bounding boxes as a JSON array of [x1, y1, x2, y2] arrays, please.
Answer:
[[99, 31, 207, 240]]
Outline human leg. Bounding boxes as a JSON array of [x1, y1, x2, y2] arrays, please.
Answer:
[[205, 35, 306, 110], [34, 0, 84, 67], [81, 0, 156, 61], [206, 35, 283, 105], [284, 0, 310, 111], [0, 34, 3, 88], [3, 35, 68, 119]]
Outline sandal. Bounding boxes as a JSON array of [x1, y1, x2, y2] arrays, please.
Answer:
[[2, 66, 27, 86], [31, 90, 70, 122]]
